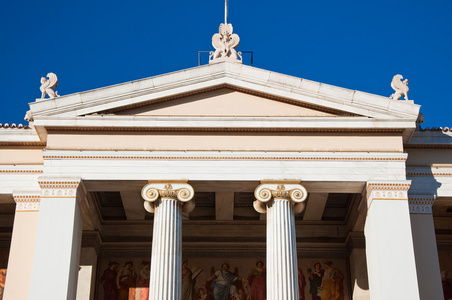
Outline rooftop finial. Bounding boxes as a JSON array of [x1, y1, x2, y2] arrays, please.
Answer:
[[209, 0, 242, 64]]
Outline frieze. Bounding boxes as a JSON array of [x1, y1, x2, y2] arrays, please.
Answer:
[[16, 202, 40, 212]]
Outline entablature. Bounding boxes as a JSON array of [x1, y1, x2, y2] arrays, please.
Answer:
[[32, 115, 415, 145]]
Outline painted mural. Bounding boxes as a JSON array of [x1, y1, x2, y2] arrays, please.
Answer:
[[97, 258, 348, 300], [0, 269, 6, 300], [439, 251, 452, 300]]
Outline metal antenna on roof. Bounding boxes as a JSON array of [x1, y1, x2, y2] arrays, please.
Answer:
[[225, 0, 228, 24]]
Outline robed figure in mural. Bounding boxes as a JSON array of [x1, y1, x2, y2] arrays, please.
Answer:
[[210, 263, 240, 300], [132, 261, 150, 300], [182, 260, 195, 300], [101, 262, 120, 300], [247, 261, 266, 300], [298, 267, 307, 300], [308, 263, 324, 300], [319, 261, 344, 300], [116, 261, 136, 300]]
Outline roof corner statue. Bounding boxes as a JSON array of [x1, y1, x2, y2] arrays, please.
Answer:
[[389, 74, 409, 101], [209, 0, 241, 64], [39, 72, 60, 99]]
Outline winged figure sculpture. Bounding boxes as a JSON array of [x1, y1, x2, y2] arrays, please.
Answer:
[[40, 72, 60, 99], [389, 74, 409, 101]]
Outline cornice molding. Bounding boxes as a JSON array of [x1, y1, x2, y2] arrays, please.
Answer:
[[0, 169, 43, 174], [42, 152, 407, 162]]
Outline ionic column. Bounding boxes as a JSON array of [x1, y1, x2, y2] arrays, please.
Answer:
[[28, 177, 84, 300], [3, 191, 40, 300], [141, 181, 195, 300], [409, 195, 442, 300], [364, 181, 420, 300], [253, 181, 307, 300]]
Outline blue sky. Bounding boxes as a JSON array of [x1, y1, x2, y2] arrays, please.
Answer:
[[0, 0, 450, 128]]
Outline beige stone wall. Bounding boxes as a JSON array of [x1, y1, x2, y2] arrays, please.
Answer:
[[3, 211, 39, 300], [46, 132, 404, 152], [0, 148, 43, 165]]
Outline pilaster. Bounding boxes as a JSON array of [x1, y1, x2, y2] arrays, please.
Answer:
[[409, 195, 442, 300], [254, 180, 307, 300], [3, 191, 40, 300], [141, 181, 195, 300], [28, 177, 84, 300], [364, 181, 420, 300]]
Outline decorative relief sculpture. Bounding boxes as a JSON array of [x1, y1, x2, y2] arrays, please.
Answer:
[[389, 74, 409, 100], [40, 72, 60, 99], [210, 23, 242, 64]]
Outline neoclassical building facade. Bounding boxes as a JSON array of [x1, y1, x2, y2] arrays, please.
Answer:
[[0, 61, 451, 300]]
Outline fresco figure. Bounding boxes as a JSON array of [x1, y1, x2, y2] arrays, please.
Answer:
[[196, 288, 209, 300], [247, 261, 266, 300], [237, 288, 248, 300], [132, 261, 150, 300], [136, 261, 150, 287], [442, 271, 452, 300], [210, 263, 239, 300], [298, 267, 306, 300], [116, 261, 136, 300], [319, 261, 344, 300], [182, 260, 195, 300], [101, 262, 119, 300], [307, 263, 324, 300]]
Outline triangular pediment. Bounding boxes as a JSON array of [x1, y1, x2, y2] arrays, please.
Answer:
[[29, 62, 420, 125], [115, 88, 338, 117]]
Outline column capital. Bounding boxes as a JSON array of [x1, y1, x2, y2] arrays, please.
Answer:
[[141, 181, 195, 213], [253, 181, 308, 214], [364, 180, 411, 208], [38, 177, 82, 198], [13, 190, 41, 212], [408, 195, 435, 214]]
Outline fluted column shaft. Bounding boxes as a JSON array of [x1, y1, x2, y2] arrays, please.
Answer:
[[141, 181, 195, 300], [254, 181, 307, 300], [150, 197, 182, 299]]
